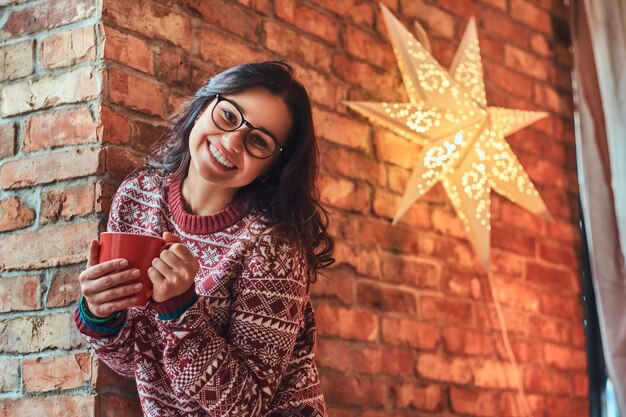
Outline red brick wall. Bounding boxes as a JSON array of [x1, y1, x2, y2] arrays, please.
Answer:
[[0, 0, 585, 416]]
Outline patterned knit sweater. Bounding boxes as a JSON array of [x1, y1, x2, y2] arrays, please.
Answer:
[[75, 171, 327, 416]]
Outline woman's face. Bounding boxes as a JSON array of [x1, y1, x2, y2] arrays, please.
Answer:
[[187, 86, 292, 191]]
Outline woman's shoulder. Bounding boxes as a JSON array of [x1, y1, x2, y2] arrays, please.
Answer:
[[117, 168, 170, 195]]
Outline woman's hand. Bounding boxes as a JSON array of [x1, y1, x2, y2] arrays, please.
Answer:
[[148, 232, 199, 303], [79, 240, 143, 318]]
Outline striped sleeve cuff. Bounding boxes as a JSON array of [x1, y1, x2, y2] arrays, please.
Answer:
[[75, 299, 127, 337], [149, 286, 198, 321]]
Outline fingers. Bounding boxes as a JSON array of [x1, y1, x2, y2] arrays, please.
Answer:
[[151, 256, 173, 277], [82, 268, 140, 296], [88, 295, 140, 318], [148, 265, 165, 285], [166, 243, 196, 263], [79, 258, 129, 287], [86, 240, 100, 268], [162, 231, 181, 243], [88, 280, 144, 306]]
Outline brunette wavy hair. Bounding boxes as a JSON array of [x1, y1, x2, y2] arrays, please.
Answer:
[[145, 61, 334, 283]]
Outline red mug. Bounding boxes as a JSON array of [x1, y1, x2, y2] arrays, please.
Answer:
[[98, 232, 173, 306]]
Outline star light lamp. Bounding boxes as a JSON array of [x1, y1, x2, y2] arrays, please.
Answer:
[[344, 5, 552, 271]]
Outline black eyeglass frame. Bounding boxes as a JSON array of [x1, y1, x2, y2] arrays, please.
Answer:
[[210, 94, 284, 160]]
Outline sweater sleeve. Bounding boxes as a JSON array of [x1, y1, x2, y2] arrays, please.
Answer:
[[153, 233, 309, 416], [74, 176, 146, 379]]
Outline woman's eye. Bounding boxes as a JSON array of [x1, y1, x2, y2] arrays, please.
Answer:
[[221, 109, 237, 125], [249, 135, 269, 148]]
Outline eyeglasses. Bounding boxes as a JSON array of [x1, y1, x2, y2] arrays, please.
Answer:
[[211, 94, 283, 160]]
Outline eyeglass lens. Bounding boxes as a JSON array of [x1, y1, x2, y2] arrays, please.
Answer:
[[212, 99, 276, 159]]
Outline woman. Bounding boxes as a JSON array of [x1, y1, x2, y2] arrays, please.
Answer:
[[75, 61, 334, 416]]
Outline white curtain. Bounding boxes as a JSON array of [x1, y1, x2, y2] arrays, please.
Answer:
[[571, 0, 626, 414]]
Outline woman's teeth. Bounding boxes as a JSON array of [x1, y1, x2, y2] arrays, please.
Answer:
[[209, 144, 236, 169]]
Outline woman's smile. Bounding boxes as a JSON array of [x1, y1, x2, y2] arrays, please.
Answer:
[[208, 141, 237, 169]]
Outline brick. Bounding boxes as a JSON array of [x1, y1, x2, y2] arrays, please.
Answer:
[[40, 183, 95, 224], [46, 265, 83, 308], [504, 45, 550, 81], [491, 224, 536, 257], [311, 266, 354, 305], [357, 281, 417, 315], [0, 123, 15, 160], [373, 130, 422, 170], [441, 266, 482, 299], [24, 107, 97, 152], [416, 353, 472, 384], [0, 312, 83, 353], [530, 33, 552, 58], [538, 240, 577, 267], [571, 324, 586, 348], [392, 383, 441, 411], [499, 199, 548, 236], [0, 0, 96, 40], [495, 337, 543, 364], [485, 63, 534, 100], [236, 0, 271, 15], [545, 397, 588, 417], [534, 84, 566, 115], [185, 0, 258, 41], [264, 21, 332, 73], [0, 66, 99, 117], [524, 367, 572, 394], [333, 241, 381, 278], [540, 291, 578, 319], [105, 146, 145, 181], [310, 0, 374, 27], [528, 315, 570, 343], [0, 395, 94, 417], [543, 343, 586, 371], [315, 339, 352, 372], [480, 9, 529, 48], [0, 221, 98, 271], [574, 372, 588, 397], [476, 0, 507, 9], [100, 393, 143, 417], [317, 174, 370, 214], [314, 303, 378, 341], [510, 0, 553, 36], [103, 0, 192, 51], [0, 196, 35, 232], [0, 358, 19, 392], [133, 120, 167, 153], [403, 3, 456, 39], [292, 63, 348, 110], [431, 207, 468, 239], [275, 0, 339, 45], [473, 359, 517, 389], [380, 252, 438, 289], [450, 387, 496, 416], [493, 276, 541, 312], [198, 26, 268, 69], [350, 217, 420, 254], [41, 25, 96, 69], [477, 305, 529, 335], [418, 233, 479, 269], [107, 67, 165, 116], [332, 55, 401, 98], [525, 261, 577, 292], [103, 26, 154, 75], [314, 107, 371, 153], [372, 189, 431, 229], [343, 25, 395, 70], [0, 39, 34, 81], [490, 250, 524, 278], [435, 0, 478, 19], [23, 353, 91, 392], [518, 153, 569, 189], [386, 164, 410, 194], [500, 392, 544, 417], [0, 274, 41, 312], [321, 374, 387, 406], [322, 145, 386, 186], [100, 105, 131, 145], [421, 295, 474, 324], [479, 35, 505, 62], [381, 317, 440, 349], [0, 147, 101, 189], [157, 47, 190, 85], [353, 346, 414, 376], [443, 327, 494, 356]]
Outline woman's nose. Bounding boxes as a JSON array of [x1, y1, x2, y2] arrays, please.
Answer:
[[222, 129, 246, 154]]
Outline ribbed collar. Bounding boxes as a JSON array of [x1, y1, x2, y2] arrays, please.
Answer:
[[167, 178, 248, 234]]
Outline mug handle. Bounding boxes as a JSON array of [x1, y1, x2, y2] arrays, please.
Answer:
[[146, 242, 176, 303]]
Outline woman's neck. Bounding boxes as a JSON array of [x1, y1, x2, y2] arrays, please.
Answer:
[[181, 169, 238, 216]]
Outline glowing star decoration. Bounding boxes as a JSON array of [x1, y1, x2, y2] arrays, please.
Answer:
[[344, 5, 551, 270]]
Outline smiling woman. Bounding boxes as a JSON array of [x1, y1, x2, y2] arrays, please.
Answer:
[[73, 61, 334, 417]]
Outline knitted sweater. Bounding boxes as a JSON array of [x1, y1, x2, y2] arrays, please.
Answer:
[[75, 171, 327, 417]]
